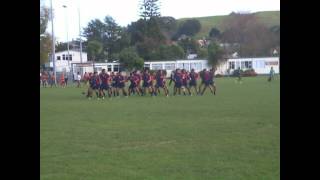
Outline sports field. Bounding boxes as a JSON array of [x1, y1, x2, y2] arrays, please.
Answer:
[[40, 76, 280, 180]]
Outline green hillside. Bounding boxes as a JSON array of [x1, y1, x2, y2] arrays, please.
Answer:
[[177, 11, 280, 39]]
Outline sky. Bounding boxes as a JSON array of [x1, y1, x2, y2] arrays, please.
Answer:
[[43, 0, 280, 42]]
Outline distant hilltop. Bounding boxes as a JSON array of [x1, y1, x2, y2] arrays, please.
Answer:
[[177, 11, 280, 39]]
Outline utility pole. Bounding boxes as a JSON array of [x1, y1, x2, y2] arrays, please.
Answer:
[[50, 0, 56, 84]]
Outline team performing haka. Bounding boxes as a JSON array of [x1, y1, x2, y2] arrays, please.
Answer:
[[84, 68, 216, 99]]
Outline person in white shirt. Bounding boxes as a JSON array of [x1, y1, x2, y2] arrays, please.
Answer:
[[76, 72, 81, 88]]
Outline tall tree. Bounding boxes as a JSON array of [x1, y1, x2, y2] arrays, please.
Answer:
[[103, 16, 122, 60], [40, 6, 52, 65], [175, 19, 201, 38], [156, 16, 178, 41], [139, 0, 161, 19], [87, 40, 103, 69], [209, 28, 221, 40], [119, 47, 144, 70], [207, 42, 226, 68], [221, 13, 277, 57]]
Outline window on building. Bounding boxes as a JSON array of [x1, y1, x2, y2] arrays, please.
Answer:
[[235, 61, 240, 69], [190, 62, 202, 71], [165, 63, 175, 70], [182, 63, 190, 70], [62, 54, 66, 60], [144, 64, 150, 69], [241, 61, 245, 69], [94, 67, 102, 72], [113, 65, 119, 72], [69, 55, 72, 61], [107, 65, 112, 72], [151, 63, 163, 70], [57, 56, 61, 60], [229, 61, 235, 69], [244, 61, 253, 69], [177, 63, 184, 69]]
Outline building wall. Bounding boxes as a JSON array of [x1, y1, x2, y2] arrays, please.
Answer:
[[54, 50, 88, 63], [224, 57, 279, 75], [49, 57, 279, 76]]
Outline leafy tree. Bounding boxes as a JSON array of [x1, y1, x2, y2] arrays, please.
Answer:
[[87, 40, 103, 69], [40, 6, 51, 65], [207, 41, 226, 68], [197, 48, 208, 58], [119, 47, 144, 70], [178, 37, 200, 55], [139, 0, 161, 19], [221, 13, 278, 57], [40, 33, 52, 65], [176, 19, 201, 37], [83, 19, 107, 60], [156, 16, 178, 40], [158, 45, 185, 60], [209, 28, 221, 40], [103, 16, 122, 60]]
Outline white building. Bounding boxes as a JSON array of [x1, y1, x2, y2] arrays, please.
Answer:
[[71, 62, 122, 76], [144, 59, 211, 76], [218, 57, 280, 75], [46, 50, 88, 72], [54, 55, 279, 77]]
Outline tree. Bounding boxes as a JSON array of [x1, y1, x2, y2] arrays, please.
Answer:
[[197, 48, 208, 58], [119, 47, 144, 70], [176, 19, 201, 37], [87, 40, 103, 69], [178, 37, 200, 55], [103, 16, 122, 60], [40, 6, 51, 65], [83, 19, 107, 60], [83, 16, 124, 61], [209, 28, 221, 40], [156, 16, 178, 41], [139, 0, 161, 19], [207, 41, 226, 68], [221, 13, 277, 57], [40, 33, 52, 65]]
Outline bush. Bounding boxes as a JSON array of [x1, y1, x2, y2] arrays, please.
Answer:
[[231, 68, 257, 77], [232, 69, 244, 77], [215, 74, 223, 78], [243, 69, 257, 77]]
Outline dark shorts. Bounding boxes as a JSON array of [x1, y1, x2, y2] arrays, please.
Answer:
[[92, 85, 99, 90], [156, 83, 165, 88], [175, 82, 182, 88], [129, 83, 137, 89], [204, 80, 211, 86], [117, 83, 125, 88], [182, 81, 188, 87], [143, 82, 151, 88], [189, 81, 197, 86], [100, 84, 110, 90], [209, 80, 214, 85]]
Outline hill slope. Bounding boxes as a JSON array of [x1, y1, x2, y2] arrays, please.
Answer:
[[177, 11, 280, 39]]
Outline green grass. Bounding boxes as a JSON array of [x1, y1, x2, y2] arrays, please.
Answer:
[[177, 11, 280, 39], [40, 76, 280, 180]]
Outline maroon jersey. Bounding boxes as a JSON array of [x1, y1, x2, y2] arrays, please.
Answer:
[[204, 71, 211, 81]]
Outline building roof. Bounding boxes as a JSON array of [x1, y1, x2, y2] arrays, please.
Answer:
[[55, 50, 87, 54]]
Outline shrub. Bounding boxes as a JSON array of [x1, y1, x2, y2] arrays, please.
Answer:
[[215, 74, 223, 78], [243, 69, 257, 77]]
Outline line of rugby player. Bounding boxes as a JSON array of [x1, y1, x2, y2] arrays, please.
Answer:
[[85, 68, 216, 99]]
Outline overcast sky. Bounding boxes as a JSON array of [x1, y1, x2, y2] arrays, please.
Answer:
[[43, 0, 280, 42]]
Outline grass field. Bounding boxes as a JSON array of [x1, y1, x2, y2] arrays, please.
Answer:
[[40, 76, 280, 180]]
